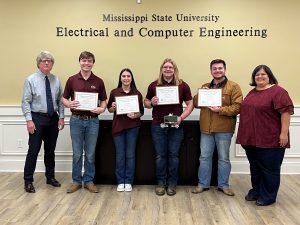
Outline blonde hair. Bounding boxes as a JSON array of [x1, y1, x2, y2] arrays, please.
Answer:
[[157, 58, 182, 86]]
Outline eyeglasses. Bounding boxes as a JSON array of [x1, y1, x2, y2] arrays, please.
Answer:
[[163, 66, 174, 69], [40, 59, 53, 64]]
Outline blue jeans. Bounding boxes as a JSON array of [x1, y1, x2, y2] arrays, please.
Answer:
[[70, 116, 99, 185], [151, 124, 184, 186], [198, 132, 233, 188], [243, 145, 285, 204], [113, 127, 139, 184]]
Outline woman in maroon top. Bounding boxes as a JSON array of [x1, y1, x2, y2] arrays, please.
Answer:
[[108, 68, 144, 192], [236, 65, 294, 206]]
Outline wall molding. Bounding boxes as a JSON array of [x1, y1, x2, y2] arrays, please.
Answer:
[[1, 105, 299, 174]]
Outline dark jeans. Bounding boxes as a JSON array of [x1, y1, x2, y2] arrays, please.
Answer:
[[151, 124, 184, 186], [243, 145, 285, 204], [113, 127, 139, 184], [24, 113, 59, 183]]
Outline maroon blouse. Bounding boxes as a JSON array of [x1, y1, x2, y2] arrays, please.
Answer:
[[107, 87, 144, 136], [236, 85, 294, 148]]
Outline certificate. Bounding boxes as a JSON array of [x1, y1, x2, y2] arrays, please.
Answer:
[[115, 95, 140, 115], [74, 92, 98, 111], [197, 88, 222, 107], [156, 86, 179, 105]]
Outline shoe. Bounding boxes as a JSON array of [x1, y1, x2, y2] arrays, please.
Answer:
[[117, 184, 125, 192], [166, 185, 176, 196], [124, 184, 132, 192], [155, 185, 166, 196], [46, 178, 61, 187], [84, 183, 98, 193], [255, 200, 275, 206], [191, 186, 209, 194], [218, 188, 235, 196], [66, 184, 82, 193], [24, 183, 35, 193], [245, 194, 257, 201]]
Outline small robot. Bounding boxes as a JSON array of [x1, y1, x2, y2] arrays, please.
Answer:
[[160, 113, 179, 128]]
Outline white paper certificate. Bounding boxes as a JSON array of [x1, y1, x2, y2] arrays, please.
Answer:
[[75, 92, 98, 111], [156, 86, 179, 105], [198, 88, 222, 107], [115, 95, 140, 115]]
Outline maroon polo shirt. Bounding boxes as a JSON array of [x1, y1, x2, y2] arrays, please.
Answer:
[[236, 85, 294, 148], [63, 72, 107, 116], [146, 79, 192, 125], [108, 87, 144, 135]]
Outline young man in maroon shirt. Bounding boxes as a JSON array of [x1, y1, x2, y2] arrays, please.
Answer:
[[62, 51, 107, 194]]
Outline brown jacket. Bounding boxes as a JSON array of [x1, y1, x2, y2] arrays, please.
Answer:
[[194, 79, 243, 133]]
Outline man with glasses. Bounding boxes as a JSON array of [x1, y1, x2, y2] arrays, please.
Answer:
[[21, 51, 65, 193], [144, 58, 193, 196]]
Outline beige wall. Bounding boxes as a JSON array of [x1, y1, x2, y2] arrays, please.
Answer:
[[1, 0, 299, 104]]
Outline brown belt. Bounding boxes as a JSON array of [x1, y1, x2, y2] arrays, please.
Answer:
[[72, 114, 97, 120]]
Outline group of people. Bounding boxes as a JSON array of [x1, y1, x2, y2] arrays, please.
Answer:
[[21, 51, 294, 207]]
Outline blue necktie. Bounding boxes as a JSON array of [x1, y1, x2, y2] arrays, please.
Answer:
[[45, 76, 54, 116]]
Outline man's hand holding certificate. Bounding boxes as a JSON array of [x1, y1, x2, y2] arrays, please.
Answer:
[[74, 92, 98, 111], [197, 88, 222, 107]]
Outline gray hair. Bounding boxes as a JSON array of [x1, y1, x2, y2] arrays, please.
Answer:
[[36, 51, 55, 67]]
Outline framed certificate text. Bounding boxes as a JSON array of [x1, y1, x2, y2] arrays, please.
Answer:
[[74, 92, 98, 111], [115, 95, 140, 115], [156, 86, 179, 105], [197, 88, 222, 107]]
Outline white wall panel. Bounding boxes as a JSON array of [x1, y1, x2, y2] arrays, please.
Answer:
[[0, 106, 299, 174]]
